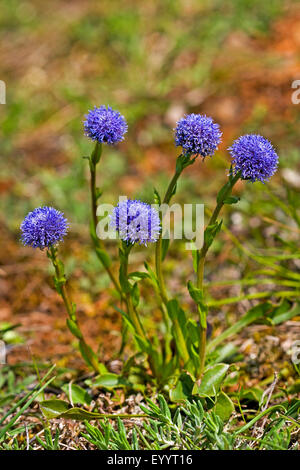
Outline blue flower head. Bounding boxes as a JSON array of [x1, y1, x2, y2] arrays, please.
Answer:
[[83, 105, 128, 144], [110, 199, 161, 246], [228, 134, 279, 182], [175, 114, 222, 157], [20, 206, 69, 249]]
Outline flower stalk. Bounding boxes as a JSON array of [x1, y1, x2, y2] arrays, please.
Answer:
[[119, 242, 160, 378], [48, 245, 103, 374], [88, 142, 124, 298], [195, 171, 241, 378], [119, 243, 146, 340], [155, 153, 194, 306]]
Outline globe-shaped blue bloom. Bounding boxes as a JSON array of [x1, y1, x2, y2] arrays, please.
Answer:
[[110, 199, 161, 246], [228, 134, 279, 182], [20, 207, 69, 249], [175, 114, 222, 157], [83, 105, 128, 144]]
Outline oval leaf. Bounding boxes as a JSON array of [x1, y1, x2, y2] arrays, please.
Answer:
[[85, 373, 130, 390], [40, 399, 70, 419], [40, 399, 105, 421], [169, 373, 194, 402], [192, 363, 229, 397], [61, 384, 92, 406], [214, 392, 234, 421]]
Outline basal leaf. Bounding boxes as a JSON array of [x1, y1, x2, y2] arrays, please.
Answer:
[[40, 399, 70, 419], [85, 373, 130, 390], [169, 373, 194, 402], [214, 392, 235, 421], [61, 384, 92, 406], [192, 363, 229, 397]]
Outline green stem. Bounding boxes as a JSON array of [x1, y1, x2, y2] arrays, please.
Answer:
[[122, 245, 160, 378], [172, 317, 190, 366], [196, 173, 241, 288], [155, 170, 182, 305], [198, 326, 206, 379], [122, 246, 146, 340], [89, 145, 123, 298], [49, 246, 73, 319], [196, 172, 240, 379], [155, 154, 193, 306], [49, 246, 101, 374]]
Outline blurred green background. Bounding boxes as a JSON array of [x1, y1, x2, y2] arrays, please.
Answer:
[[0, 0, 300, 362], [1, 0, 299, 227]]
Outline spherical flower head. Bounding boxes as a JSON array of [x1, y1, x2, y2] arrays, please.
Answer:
[[175, 113, 222, 157], [20, 206, 69, 249], [228, 134, 279, 183], [110, 199, 161, 246], [83, 105, 128, 144]]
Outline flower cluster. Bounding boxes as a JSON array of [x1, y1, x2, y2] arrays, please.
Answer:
[[20, 207, 68, 249], [229, 134, 279, 183], [110, 199, 161, 246], [84, 105, 128, 144], [175, 113, 222, 157]]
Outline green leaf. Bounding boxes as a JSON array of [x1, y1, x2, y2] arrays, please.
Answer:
[[119, 255, 131, 293], [214, 392, 234, 421], [0, 368, 56, 438], [192, 249, 199, 272], [167, 299, 187, 334], [40, 399, 70, 419], [186, 319, 200, 345], [134, 334, 152, 355], [169, 373, 194, 402], [40, 399, 110, 421], [61, 384, 92, 405], [113, 305, 135, 331], [144, 262, 159, 288], [187, 281, 207, 329], [95, 248, 111, 268], [153, 188, 161, 205], [267, 300, 300, 326], [223, 196, 240, 205], [91, 142, 102, 165], [131, 282, 140, 308], [185, 320, 200, 370], [161, 236, 170, 261], [216, 181, 231, 203], [66, 318, 83, 340], [85, 373, 130, 390], [122, 351, 148, 374], [128, 271, 150, 281], [166, 299, 190, 365], [208, 343, 238, 364], [240, 387, 263, 404], [79, 340, 107, 374], [187, 281, 205, 307], [0, 322, 21, 335], [193, 363, 229, 397], [204, 221, 223, 250]]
